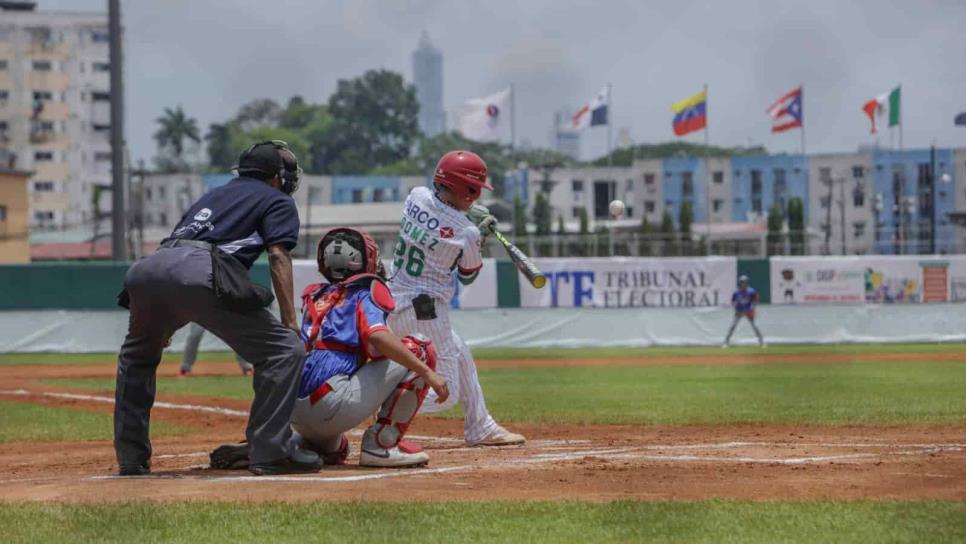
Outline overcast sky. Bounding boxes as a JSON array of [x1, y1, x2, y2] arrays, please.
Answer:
[[46, 0, 966, 164]]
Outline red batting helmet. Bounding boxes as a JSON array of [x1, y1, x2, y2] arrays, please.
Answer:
[[433, 150, 492, 206]]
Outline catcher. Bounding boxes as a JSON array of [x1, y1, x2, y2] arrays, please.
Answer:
[[212, 227, 448, 469]]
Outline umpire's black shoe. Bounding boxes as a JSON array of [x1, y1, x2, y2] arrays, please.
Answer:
[[118, 462, 151, 476], [249, 447, 322, 476]]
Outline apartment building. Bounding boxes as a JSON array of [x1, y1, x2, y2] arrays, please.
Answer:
[[0, 2, 111, 229]]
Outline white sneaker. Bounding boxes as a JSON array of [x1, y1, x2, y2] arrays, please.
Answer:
[[360, 440, 429, 468], [468, 425, 526, 447]]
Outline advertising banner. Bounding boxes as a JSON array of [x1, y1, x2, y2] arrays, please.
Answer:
[[771, 256, 966, 305], [519, 257, 737, 308]]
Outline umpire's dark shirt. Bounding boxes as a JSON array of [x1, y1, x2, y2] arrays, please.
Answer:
[[169, 177, 299, 269]]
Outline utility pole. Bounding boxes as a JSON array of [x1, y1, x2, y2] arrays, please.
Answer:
[[930, 144, 937, 254], [838, 177, 846, 255], [824, 174, 832, 255], [109, 0, 127, 261]]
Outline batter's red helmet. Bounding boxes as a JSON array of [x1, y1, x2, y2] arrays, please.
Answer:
[[433, 150, 492, 206]]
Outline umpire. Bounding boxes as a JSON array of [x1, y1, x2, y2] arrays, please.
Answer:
[[114, 141, 320, 476]]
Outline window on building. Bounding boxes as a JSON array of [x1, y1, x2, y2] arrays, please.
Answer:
[[94, 151, 111, 162], [93, 62, 110, 72], [33, 181, 55, 192], [774, 169, 787, 211], [853, 186, 865, 207], [571, 179, 584, 192], [712, 199, 723, 212], [853, 222, 866, 238], [33, 91, 53, 101], [820, 195, 831, 209], [145, 187, 153, 201], [572, 206, 582, 219], [625, 207, 633, 218], [682, 172, 694, 197], [644, 201, 655, 213], [160, 212, 167, 225], [92, 91, 110, 102], [0, 89, 8, 101], [644, 173, 655, 185], [92, 123, 110, 132], [372, 188, 386, 202], [0, 121, 7, 131], [351, 189, 363, 203], [625, 179, 633, 192], [752, 198, 763, 213], [713, 171, 723, 184], [34, 151, 54, 161], [0, 205, 6, 222], [750, 170, 762, 194], [820, 167, 834, 185], [32, 60, 53, 71], [158, 186, 166, 199], [0, 60, 8, 71], [852, 166, 864, 178], [92, 30, 110, 43], [34, 210, 54, 222]]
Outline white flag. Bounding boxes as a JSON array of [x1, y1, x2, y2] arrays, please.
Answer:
[[459, 87, 512, 143]]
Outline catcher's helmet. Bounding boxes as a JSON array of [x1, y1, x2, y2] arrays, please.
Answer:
[[317, 227, 380, 282], [433, 150, 492, 206], [738, 274, 750, 285]]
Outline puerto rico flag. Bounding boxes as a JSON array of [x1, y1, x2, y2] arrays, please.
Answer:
[[766, 87, 803, 133], [671, 89, 707, 136], [571, 86, 609, 130]]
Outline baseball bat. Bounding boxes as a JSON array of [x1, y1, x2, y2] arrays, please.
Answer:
[[492, 231, 546, 289]]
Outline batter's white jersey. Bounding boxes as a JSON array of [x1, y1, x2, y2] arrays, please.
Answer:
[[389, 186, 483, 306], [388, 186, 497, 443]]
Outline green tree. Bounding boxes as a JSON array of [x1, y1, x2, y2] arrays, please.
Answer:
[[678, 201, 693, 255], [205, 122, 240, 172], [513, 195, 527, 237], [323, 69, 420, 174], [533, 192, 552, 236], [638, 216, 652, 256], [766, 203, 785, 256], [787, 197, 805, 255], [661, 209, 677, 256], [153, 106, 200, 172], [235, 98, 282, 131]]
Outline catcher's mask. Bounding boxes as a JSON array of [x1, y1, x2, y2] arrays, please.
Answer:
[[317, 227, 381, 282]]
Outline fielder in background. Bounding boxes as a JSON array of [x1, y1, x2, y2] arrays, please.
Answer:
[[211, 227, 448, 469], [723, 274, 765, 348], [178, 323, 253, 377], [387, 150, 525, 447]]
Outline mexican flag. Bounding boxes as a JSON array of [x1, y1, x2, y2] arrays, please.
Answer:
[[862, 86, 900, 134]]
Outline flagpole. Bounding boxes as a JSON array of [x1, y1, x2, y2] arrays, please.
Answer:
[[606, 82, 613, 168], [510, 83, 516, 151], [703, 83, 711, 242], [898, 83, 903, 151], [799, 83, 806, 156]]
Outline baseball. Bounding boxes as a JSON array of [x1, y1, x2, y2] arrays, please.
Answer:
[[609, 199, 626, 218]]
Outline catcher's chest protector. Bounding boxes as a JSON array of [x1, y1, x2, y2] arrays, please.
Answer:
[[301, 274, 395, 355]]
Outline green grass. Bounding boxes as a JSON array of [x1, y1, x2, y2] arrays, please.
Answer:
[[0, 401, 189, 443], [43, 360, 966, 426], [2, 342, 965, 366], [0, 500, 963, 543]]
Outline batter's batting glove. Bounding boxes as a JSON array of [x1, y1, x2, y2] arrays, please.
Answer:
[[467, 204, 497, 236]]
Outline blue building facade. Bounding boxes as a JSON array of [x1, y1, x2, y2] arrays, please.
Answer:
[[730, 155, 808, 222], [872, 149, 956, 254], [661, 157, 706, 223]]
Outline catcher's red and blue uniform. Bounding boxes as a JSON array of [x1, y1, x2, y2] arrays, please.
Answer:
[[297, 281, 391, 399]]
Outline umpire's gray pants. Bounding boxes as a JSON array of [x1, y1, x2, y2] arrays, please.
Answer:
[[114, 246, 305, 466], [291, 359, 410, 454]]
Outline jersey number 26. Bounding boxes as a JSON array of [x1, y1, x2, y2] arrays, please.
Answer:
[[393, 236, 425, 277]]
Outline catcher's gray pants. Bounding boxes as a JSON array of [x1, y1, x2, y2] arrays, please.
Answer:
[[114, 246, 305, 467], [180, 322, 253, 373], [290, 359, 410, 454]]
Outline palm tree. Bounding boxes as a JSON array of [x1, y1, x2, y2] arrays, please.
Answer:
[[154, 106, 200, 160]]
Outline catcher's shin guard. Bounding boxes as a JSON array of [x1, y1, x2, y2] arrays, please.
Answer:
[[367, 335, 436, 450]]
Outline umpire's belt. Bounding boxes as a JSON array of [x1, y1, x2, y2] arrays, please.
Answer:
[[160, 238, 214, 251]]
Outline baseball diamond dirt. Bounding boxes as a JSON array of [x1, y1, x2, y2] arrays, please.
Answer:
[[0, 351, 964, 503]]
